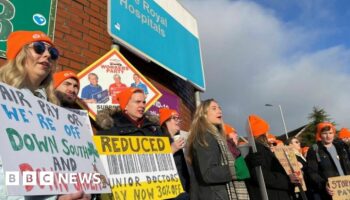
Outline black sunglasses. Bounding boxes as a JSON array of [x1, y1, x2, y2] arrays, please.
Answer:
[[270, 142, 277, 147], [32, 41, 59, 60]]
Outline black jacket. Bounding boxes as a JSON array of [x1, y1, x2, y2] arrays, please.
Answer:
[[170, 136, 190, 193], [96, 111, 163, 136], [306, 141, 350, 199], [245, 142, 293, 200], [190, 132, 233, 200]]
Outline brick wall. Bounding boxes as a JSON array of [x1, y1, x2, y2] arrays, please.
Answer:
[[0, 0, 197, 131], [55, 0, 111, 71]]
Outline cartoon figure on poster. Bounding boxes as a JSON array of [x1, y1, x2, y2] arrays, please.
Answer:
[[81, 73, 103, 103], [109, 73, 127, 104], [131, 73, 148, 96], [77, 49, 162, 119]]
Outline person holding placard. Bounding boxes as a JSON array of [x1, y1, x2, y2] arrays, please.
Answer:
[[0, 30, 90, 200], [96, 87, 162, 136], [186, 99, 244, 200], [287, 137, 312, 200], [287, 137, 305, 170], [306, 122, 350, 200], [245, 115, 300, 200], [159, 108, 190, 200]]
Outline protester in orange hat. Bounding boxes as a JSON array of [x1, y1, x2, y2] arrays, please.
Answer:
[[315, 122, 335, 142], [301, 146, 309, 158], [245, 114, 300, 200], [267, 133, 276, 142], [266, 133, 278, 152], [159, 108, 190, 199], [275, 139, 284, 146], [248, 114, 269, 137], [223, 123, 250, 199], [338, 128, 350, 145], [53, 70, 81, 108], [0, 30, 59, 104], [224, 123, 239, 145], [307, 122, 350, 199], [159, 108, 185, 153], [0, 31, 90, 200], [96, 87, 163, 136]]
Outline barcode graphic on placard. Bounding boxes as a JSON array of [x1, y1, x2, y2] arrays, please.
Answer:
[[106, 154, 175, 174]]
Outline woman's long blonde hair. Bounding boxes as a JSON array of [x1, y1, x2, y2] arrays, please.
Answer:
[[187, 98, 225, 164], [0, 45, 59, 105]]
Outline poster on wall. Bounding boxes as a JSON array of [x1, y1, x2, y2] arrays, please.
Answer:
[[0, 82, 110, 195], [148, 88, 180, 116], [0, 0, 57, 58], [77, 48, 162, 120]]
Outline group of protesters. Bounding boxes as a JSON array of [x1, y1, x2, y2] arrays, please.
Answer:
[[1, 30, 350, 200]]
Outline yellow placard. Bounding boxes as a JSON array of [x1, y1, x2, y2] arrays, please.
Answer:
[[93, 135, 172, 155], [93, 135, 184, 200]]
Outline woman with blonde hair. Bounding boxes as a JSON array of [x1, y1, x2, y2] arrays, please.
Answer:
[[187, 99, 248, 200], [0, 30, 89, 200], [0, 31, 59, 104]]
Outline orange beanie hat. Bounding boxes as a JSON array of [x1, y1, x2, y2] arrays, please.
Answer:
[[338, 128, 350, 139], [275, 139, 284, 145], [316, 122, 335, 141], [159, 108, 179, 125], [117, 87, 143, 111], [267, 133, 276, 142], [302, 146, 309, 155], [6, 30, 54, 60], [224, 124, 236, 135], [248, 114, 269, 137], [53, 70, 79, 89]]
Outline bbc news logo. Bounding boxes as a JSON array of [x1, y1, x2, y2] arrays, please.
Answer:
[[5, 171, 101, 186]]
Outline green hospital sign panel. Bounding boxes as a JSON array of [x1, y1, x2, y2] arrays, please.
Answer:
[[0, 0, 57, 58]]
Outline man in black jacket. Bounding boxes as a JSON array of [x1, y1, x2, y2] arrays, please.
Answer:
[[96, 87, 162, 136], [307, 122, 350, 200]]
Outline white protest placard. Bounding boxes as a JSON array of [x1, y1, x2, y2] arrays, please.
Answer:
[[0, 82, 111, 195], [93, 135, 184, 200]]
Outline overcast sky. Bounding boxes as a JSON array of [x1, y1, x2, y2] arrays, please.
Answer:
[[180, 0, 350, 137]]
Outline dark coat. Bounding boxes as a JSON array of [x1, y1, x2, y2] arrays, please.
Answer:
[[170, 136, 190, 193], [96, 111, 163, 136], [306, 141, 350, 200], [190, 132, 233, 200], [294, 155, 313, 200], [245, 142, 293, 200]]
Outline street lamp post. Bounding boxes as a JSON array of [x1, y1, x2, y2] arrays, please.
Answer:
[[265, 104, 289, 139]]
